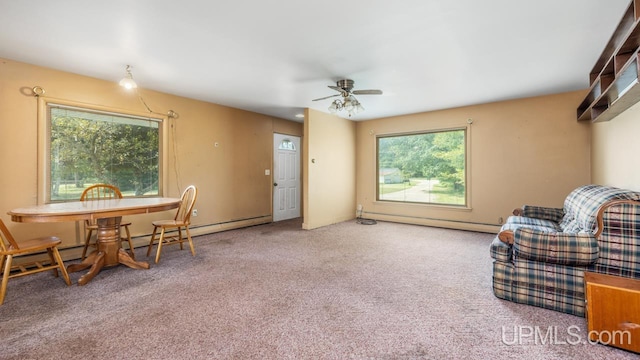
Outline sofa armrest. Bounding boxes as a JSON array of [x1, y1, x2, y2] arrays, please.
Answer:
[[490, 236, 512, 262], [498, 230, 514, 245], [513, 228, 598, 266], [517, 205, 565, 223]]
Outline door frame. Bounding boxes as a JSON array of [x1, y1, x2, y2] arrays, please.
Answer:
[[272, 133, 302, 222]]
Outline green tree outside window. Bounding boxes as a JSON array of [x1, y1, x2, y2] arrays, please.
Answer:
[[377, 129, 466, 205], [49, 106, 160, 201]]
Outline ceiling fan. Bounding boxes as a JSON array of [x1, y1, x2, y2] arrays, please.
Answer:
[[312, 79, 383, 117]]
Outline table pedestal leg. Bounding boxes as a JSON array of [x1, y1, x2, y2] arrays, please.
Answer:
[[76, 252, 105, 286], [67, 216, 149, 285], [118, 248, 149, 269], [67, 251, 100, 273]]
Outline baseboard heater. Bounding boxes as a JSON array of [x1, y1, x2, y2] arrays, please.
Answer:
[[363, 211, 500, 233]]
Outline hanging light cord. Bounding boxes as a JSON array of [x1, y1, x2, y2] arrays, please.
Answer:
[[135, 89, 179, 119]]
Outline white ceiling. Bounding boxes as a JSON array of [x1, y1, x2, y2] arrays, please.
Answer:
[[0, 0, 631, 122]]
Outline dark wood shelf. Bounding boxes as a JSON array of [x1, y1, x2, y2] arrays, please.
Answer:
[[577, 0, 640, 123]]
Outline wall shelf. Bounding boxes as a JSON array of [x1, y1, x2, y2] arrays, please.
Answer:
[[577, 0, 640, 123]]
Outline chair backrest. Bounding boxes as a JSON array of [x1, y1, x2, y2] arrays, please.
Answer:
[[80, 184, 123, 201], [0, 218, 19, 251], [175, 185, 197, 225]]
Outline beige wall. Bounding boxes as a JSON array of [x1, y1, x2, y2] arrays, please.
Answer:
[[356, 90, 591, 233], [303, 109, 356, 229], [0, 58, 302, 259], [0, 57, 600, 256], [591, 100, 640, 191]]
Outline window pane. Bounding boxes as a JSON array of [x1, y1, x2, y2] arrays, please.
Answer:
[[279, 139, 295, 151], [377, 129, 466, 205], [49, 105, 161, 201]]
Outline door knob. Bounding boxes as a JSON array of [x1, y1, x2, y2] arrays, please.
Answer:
[[273, 182, 278, 186]]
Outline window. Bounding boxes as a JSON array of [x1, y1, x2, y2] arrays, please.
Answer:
[[47, 104, 161, 202], [278, 139, 296, 151], [377, 129, 466, 206]]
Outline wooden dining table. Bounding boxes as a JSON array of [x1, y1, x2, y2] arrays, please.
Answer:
[[8, 197, 181, 285]]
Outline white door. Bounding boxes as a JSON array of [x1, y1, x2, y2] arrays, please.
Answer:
[[273, 134, 301, 221]]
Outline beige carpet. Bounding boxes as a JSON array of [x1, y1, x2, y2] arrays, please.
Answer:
[[0, 219, 636, 359]]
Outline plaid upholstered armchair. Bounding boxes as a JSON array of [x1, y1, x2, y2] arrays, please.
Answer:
[[490, 184, 640, 316]]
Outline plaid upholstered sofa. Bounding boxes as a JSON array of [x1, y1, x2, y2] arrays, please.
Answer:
[[490, 184, 640, 316]]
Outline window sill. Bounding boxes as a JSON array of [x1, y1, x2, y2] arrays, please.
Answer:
[[373, 200, 472, 212]]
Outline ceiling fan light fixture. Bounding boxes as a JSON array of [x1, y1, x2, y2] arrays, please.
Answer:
[[119, 65, 137, 90], [314, 79, 382, 118], [344, 100, 354, 111], [328, 100, 339, 113]]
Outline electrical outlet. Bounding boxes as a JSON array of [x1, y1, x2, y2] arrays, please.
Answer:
[[192, 209, 198, 217], [357, 204, 363, 211]]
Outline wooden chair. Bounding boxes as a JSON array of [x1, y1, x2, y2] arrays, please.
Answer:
[[0, 218, 71, 305], [80, 184, 135, 260], [147, 185, 197, 264]]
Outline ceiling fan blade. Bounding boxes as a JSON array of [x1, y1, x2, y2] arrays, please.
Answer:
[[353, 89, 383, 95], [328, 86, 348, 96], [312, 94, 340, 101]]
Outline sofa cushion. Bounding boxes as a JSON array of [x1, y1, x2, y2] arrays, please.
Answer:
[[521, 205, 564, 223], [505, 215, 561, 231], [500, 222, 557, 235], [513, 228, 598, 266], [559, 216, 581, 233]]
